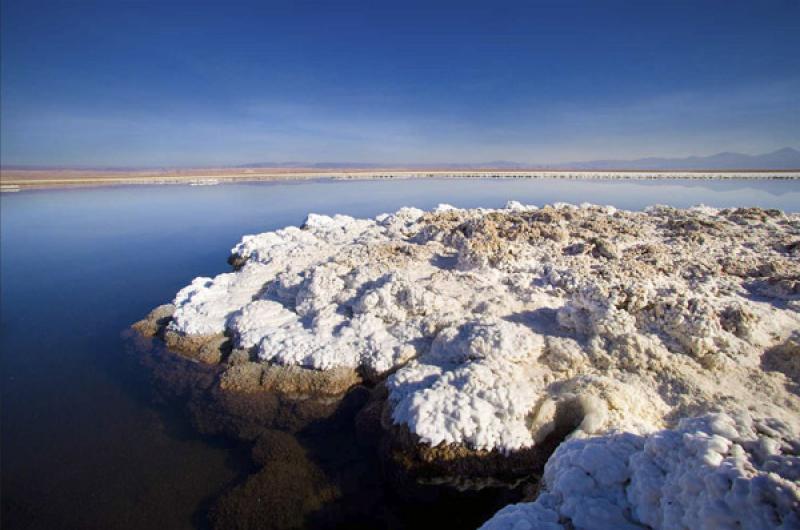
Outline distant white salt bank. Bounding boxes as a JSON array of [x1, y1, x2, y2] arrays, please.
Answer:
[[3, 169, 800, 193], [333, 170, 800, 181], [188, 178, 220, 186], [146, 202, 799, 529], [0, 184, 21, 193]]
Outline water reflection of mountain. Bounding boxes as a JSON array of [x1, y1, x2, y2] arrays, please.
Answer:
[[632, 178, 798, 197]]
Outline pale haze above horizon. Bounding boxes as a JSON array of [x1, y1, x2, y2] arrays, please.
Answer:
[[1, 0, 799, 167]]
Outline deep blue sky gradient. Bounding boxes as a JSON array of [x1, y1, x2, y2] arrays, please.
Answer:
[[2, 0, 799, 166]]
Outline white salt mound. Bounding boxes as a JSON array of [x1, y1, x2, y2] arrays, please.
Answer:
[[160, 202, 800, 527], [479, 412, 800, 530]]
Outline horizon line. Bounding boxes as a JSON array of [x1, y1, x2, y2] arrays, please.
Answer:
[[2, 147, 798, 173]]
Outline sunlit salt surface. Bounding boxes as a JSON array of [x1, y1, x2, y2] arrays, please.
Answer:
[[2, 178, 798, 529]]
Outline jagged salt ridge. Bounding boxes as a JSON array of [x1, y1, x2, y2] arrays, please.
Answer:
[[166, 202, 799, 458]]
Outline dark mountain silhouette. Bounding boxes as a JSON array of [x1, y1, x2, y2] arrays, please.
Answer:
[[4, 148, 798, 172], [236, 148, 800, 171], [552, 147, 800, 170]]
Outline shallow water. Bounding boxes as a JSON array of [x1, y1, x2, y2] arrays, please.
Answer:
[[2, 178, 798, 529]]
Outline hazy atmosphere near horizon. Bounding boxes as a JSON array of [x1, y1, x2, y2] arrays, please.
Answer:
[[1, 0, 799, 167]]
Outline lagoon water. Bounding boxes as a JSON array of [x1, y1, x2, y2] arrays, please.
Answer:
[[2, 178, 799, 529]]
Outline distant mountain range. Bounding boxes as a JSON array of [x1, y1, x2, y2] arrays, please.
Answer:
[[238, 147, 800, 171], [4, 148, 799, 172], [551, 147, 800, 170]]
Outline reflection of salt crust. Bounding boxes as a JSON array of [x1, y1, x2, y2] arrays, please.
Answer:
[[166, 203, 799, 462]]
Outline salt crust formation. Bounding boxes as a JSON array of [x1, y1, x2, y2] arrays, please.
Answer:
[[136, 202, 800, 528], [479, 412, 800, 530]]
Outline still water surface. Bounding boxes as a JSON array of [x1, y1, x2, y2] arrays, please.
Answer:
[[2, 178, 798, 529]]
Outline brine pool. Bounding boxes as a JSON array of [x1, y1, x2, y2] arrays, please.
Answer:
[[2, 178, 798, 529]]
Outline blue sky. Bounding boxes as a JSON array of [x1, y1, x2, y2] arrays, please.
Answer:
[[1, 0, 799, 166]]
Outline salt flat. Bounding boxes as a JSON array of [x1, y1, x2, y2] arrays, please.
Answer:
[[1, 167, 799, 191]]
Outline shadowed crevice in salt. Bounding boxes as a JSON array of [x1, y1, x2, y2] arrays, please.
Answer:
[[503, 308, 576, 340]]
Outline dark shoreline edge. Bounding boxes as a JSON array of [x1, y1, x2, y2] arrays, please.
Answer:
[[125, 313, 538, 530]]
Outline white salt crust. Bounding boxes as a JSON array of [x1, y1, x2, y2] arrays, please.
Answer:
[[166, 203, 800, 454], [162, 202, 800, 528], [479, 412, 800, 530]]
